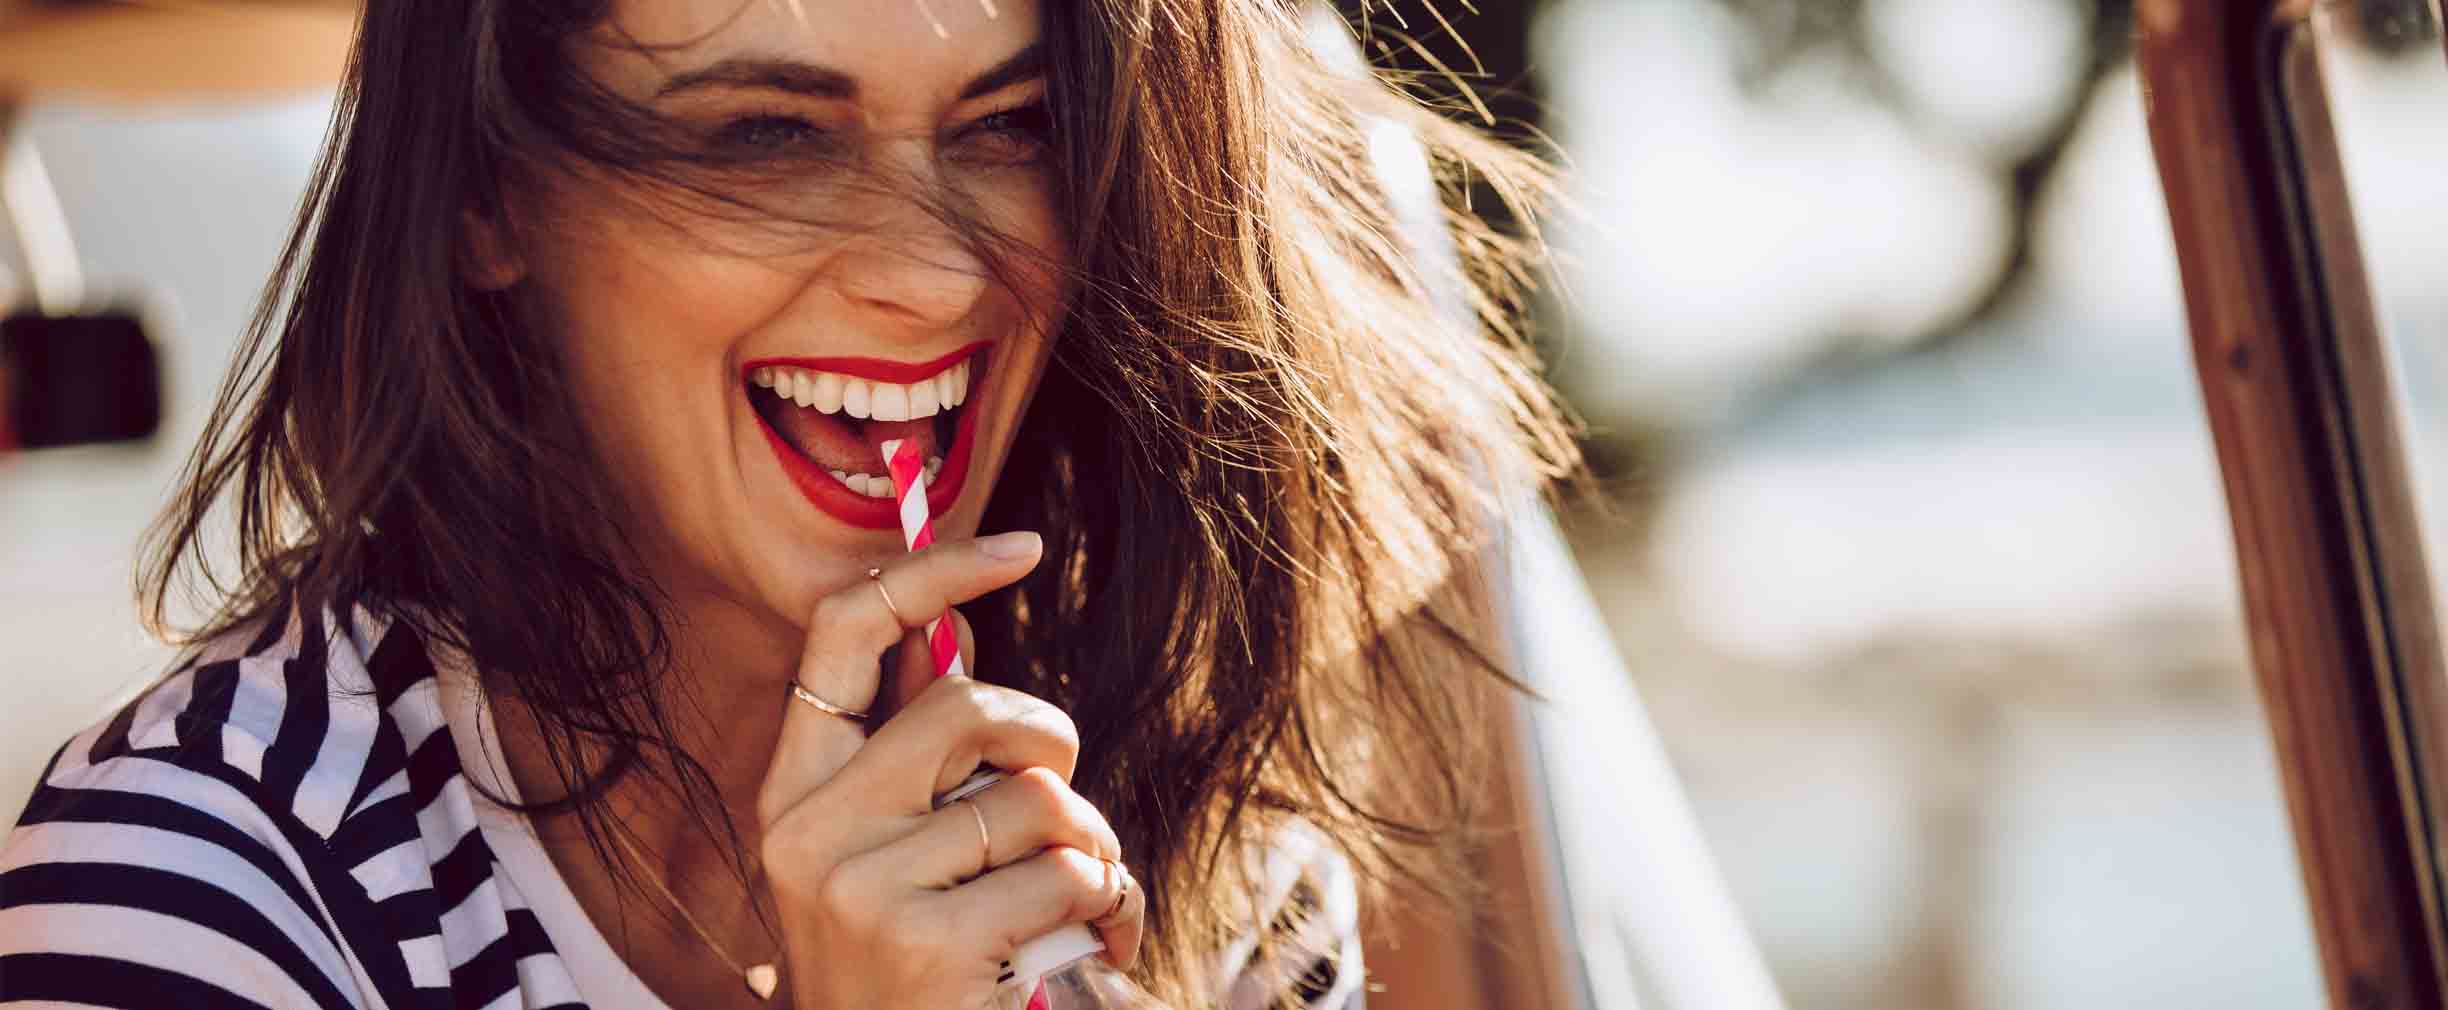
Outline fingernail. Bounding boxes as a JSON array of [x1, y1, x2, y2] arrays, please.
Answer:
[[978, 530, 1040, 560]]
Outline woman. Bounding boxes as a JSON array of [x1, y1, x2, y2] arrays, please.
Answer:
[[0, 0, 1575, 1005]]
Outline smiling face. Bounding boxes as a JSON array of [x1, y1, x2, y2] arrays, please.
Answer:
[[502, 0, 1064, 633]]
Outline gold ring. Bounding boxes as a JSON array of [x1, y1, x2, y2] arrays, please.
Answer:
[[962, 798, 992, 875], [866, 567, 907, 626], [1097, 861, 1131, 922], [787, 680, 869, 723]]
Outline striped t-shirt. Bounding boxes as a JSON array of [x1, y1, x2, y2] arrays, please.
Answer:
[[0, 597, 1364, 1009]]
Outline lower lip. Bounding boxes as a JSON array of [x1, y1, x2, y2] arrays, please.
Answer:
[[751, 351, 985, 531]]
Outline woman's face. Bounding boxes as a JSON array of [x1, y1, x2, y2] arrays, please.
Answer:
[[512, 0, 1063, 630]]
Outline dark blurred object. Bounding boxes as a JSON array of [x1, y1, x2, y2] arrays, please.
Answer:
[[0, 0, 325, 454], [0, 309, 159, 450]]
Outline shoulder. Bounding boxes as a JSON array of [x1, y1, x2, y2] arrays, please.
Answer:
[[19, 597, 426, 844], [1216, 818, 1368, 1010], [1, 597, 455, 1008]]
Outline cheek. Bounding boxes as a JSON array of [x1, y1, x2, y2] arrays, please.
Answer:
[[536, 217, 804, 365], [524, 218, 804, 528]]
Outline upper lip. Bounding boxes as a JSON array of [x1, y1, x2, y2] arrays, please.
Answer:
[[741, 341, 990, 385]]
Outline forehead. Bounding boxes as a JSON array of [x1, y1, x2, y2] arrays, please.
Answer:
[[589, 0, 1043, 105]]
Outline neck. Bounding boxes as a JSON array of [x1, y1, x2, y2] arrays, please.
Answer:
[[480, 587, 801, 1007], [519, 595, 794, 830]]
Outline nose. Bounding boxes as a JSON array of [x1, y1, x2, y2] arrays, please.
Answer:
[[828, 209, 992, 329]]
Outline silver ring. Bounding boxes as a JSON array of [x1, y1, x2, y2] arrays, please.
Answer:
[[787, 680, 869, 723]]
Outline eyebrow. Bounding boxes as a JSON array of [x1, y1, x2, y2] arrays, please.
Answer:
[[655, 42, 1046, 102]]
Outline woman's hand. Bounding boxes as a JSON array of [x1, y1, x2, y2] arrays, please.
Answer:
[[754, 532, 1147, 1010]]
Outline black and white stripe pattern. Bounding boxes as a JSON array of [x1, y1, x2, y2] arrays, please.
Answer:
[[1, 596, 1363, 1009]]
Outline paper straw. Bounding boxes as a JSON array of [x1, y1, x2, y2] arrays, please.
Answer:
[[877, 437, 966, 680], [884, 438, 1051, 1010]]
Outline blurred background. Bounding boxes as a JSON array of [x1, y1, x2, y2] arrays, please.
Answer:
[[5, 1, 2446, 1009], [1525, 0, 2441, 1008]]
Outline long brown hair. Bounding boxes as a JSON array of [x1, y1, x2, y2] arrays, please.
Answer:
[[141, 0, 1579, 1003]]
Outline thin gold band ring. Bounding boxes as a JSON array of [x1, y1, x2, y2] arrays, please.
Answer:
[[787, 680, 869, 723], [865, 567, 908, 626], [962, 798, 992, 875], [1097, 860, 1131, 923]]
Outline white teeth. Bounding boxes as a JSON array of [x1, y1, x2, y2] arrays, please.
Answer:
[[826, 470, 899, 498], [811, 372, 843, 414], [870, 382, 910, 422], [754, 359, 975, 420]]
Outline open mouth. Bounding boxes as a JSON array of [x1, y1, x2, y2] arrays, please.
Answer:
[[745, 342, 988, 530]]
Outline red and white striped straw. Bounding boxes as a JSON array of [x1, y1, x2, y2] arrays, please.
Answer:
[[882, 439, 1054, 1010], [877, 438, 966, 680]]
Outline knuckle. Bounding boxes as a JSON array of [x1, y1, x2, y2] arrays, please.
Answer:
[[805, 590, 859, 636], [1007, 765, 1068, 815], [1051, 848, 1108, 908], [895, 676, 976, 731], [1033, 702, 1081, 755], [813, 860, 878, 921], [993, 695, 1079, 772], [930, 676, 996, 722]]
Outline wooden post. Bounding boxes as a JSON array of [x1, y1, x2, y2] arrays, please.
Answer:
[[2137, 1, 2448, 1005]]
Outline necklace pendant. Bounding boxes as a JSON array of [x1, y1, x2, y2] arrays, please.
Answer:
[[745, 963, 779, 1000]]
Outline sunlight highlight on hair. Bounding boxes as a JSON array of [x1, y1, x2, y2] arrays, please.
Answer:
[[758, 0, 809, 27], [913, 0, 951, 38]]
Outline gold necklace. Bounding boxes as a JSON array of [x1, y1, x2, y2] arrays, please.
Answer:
[[609, 830, 783, 1000]]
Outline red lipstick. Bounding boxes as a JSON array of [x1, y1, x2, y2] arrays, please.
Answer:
[[745, 344, 988, 531], [744, 341, 989, 385]]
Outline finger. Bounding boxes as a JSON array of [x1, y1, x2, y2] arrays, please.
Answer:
[[1093, 863, 1144, 969], [863, 766, 1121, 890], [841, 677, 1081, 812], [796, 531, 1040, 710], [877, 608, 977, 722], [933, 847, 1141, 964], [764, 534, 1042, 824]]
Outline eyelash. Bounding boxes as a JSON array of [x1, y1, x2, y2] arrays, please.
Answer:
[[969, 101, 1054, 145], [708, 101, 1053, 157], [710, 114, 824, 153]]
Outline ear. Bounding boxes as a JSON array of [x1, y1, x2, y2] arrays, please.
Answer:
[[458, 206, 527, 291]]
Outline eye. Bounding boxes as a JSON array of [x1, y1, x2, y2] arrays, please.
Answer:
[[709, 113, 825, 155], [958, 101, 1054, 161], [975, 102, 1052, 139]]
